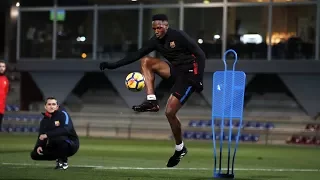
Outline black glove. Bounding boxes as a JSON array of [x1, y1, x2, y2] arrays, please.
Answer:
[[99, 62, 118, 70]]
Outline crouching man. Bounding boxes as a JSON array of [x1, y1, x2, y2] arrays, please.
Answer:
[[30, 97, 80, 170]]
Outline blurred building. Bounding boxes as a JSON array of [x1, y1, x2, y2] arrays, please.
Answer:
[[2, 0, 320, 121]]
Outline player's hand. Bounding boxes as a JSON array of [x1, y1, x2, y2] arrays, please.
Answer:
[[99, 62, 118, 70], [37, 146, 43, 155], [39, 134, 47, 140]]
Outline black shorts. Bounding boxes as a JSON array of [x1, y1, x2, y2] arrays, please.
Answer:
[[166, 61, 204, 105]]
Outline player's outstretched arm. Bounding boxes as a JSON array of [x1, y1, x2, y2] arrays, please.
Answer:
[[99, 38, 156, 70]]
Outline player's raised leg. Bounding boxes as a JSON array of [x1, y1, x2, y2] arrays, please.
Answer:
[[132, 56, 171, 112], [165, 86, 195, 167]]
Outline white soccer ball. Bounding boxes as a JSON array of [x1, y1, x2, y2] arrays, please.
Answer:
[[125, 72, 145, 92]]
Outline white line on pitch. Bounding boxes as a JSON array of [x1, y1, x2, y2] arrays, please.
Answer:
[[94, 167, 320, 172], [1, 163, 320, 172]]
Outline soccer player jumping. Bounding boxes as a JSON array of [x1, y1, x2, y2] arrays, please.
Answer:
[[99, 14, 206, 167]]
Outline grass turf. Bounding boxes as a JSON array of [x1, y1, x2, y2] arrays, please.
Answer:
[[0, 134, 319, 180]]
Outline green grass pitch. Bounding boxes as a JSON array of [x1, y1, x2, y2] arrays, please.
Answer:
[[0, 134, 319, 180]]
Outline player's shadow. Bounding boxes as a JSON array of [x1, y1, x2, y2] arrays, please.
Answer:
[[190, 175, 287, 180]]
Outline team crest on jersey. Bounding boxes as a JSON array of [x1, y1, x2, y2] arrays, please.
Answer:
[[170, 41, 175, 48], [55, 121, 60, 126]]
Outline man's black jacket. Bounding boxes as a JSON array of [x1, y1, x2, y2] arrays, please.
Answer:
[[35, 110, 79, 148]]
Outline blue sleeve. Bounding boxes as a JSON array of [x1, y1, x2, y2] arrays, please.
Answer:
[[46, 111, 72, 138]]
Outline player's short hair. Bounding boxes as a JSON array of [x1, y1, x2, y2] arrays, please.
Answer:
[[45, 97, 58, 105], [152, 14, 168, 21], [0, 60, 6, 64]]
